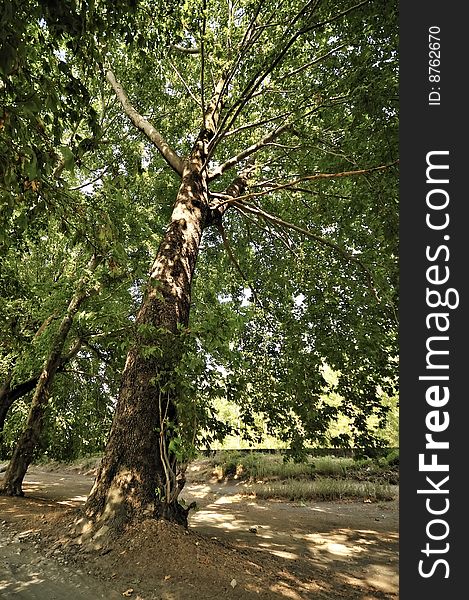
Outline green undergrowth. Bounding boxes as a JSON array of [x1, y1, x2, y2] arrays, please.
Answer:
[[250, 478, 395, 502], [27, 450, 399, 504], [208, 450, 399, 485], [34, 454, 102, 474]]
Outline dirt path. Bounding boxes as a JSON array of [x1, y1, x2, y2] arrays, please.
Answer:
[[0, 523, 122, 599], [0, 469, 123, 599], [0, 465, 398, 599]]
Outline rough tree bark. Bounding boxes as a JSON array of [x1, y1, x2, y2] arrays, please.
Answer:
[[83, 136, 215, 532], [0, 256, 98, 496], [80, 71, 253, 535], [82, 172, 251, 538]]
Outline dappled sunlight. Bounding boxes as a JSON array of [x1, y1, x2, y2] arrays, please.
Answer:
[[57, 494, 88, 506], [304, 529, 382, 556], [212, 493, 245, 504], [0, 499, 57, 522], [246, 568, 323, 600], [337, 567, 399, 595], [324, 541, 353, 557], [1, 467, 398, 598], [268, 582, 305, 600], [182, 483, 218, 501], [0, 574, 46, 595], [266, 548, 298, 560], [188, 488, 398, 597], [20, 472, 93, 496], [364, 563, 399, 593], [190, 507, 253, 533], [308, 505, 329, 514]]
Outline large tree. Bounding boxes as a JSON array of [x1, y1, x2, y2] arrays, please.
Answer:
[[1, 0, 398, 535], [81, 0, 398, 533]]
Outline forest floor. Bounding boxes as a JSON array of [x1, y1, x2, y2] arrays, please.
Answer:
[[0, 459, 398, 600]]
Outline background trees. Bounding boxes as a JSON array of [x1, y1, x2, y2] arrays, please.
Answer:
[[1, 0, 398, 524]]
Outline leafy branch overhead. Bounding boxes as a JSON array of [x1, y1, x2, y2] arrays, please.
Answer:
[[103, 3, 398, 295], [1, 0, 398, 509]]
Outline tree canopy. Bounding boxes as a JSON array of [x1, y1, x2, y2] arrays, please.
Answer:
[[1, 0, 398, 518]]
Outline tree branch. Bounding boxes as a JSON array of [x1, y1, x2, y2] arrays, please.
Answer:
[[223, 111, 291, 138], [200, 0, 207, 124], [276, 44, 346, 82], [216, 222, 260, 305], [208, 2, 320, 153], [168, 60, 202, 108], [206, 161, 256, 224], [170, 44, 200, 55], [311, 0, 371, 30], [0, 338, 83, 432], [211, 161, 399, 205], [210, 1, 368, 158], [209, 97, 343, 179], [232, 200, 379, 299], [235, 205, 300, 259], [209, 120, 290, 179], [204, 76, 226, 136], [106, 70, 184, 176]]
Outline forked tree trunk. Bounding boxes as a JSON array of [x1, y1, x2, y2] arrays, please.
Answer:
[[0, 258, 98, 496], [83, 161, 209, 532]]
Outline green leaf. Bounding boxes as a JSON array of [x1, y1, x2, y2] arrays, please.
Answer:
[[0, 42, 17, 75], [59, 146, 75, 172], [25, 150, 38, 180]]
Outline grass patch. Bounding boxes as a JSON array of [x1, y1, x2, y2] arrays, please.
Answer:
[[210, 451, 315, 480], [310, 455, 356, 477], [208, 450, 398, 483], [250, 477, 395, 502], [34, 454, 102, 474]]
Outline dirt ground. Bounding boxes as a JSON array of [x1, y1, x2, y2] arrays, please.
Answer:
[[0, 461, 398, 600]]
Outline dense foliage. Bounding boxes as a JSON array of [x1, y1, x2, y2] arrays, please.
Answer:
[[1, 0, 398, 463]]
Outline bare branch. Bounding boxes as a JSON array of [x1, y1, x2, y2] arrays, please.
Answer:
[[63, 338, 83, 362], [168, 59, 202, 108], [69, 165, 114, 192], [311, 0, 371, 30], [204, 76, 227, 136], [231, 200, 379, 299], [239, 0, 268, 51], [200, 0, 207, 124], [209, 102, 327, 180], [210, 1, 368, 156], [266, 142, 303, 150], [216, 222, 261, 306], [276, 44, 346, 82], [208, 3, 320, 153], [201, 2, 279, 149], [207, 161, 256, 223], [224, 111, 291, 138], [211, 161, 399, 205], [33, 312, 59, 340], [209, 119, 292, 179], [243, 209, 301, 259], [106, 70, 184, 176]]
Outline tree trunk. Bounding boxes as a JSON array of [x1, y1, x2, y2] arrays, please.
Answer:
[[83, 162, 209, 533], [0, 342, 82, 436], [81, 75, 247, 536], [0, 258, 98, 496]]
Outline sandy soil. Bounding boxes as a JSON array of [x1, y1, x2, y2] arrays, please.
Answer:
[[0, 463, 398, 599]]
